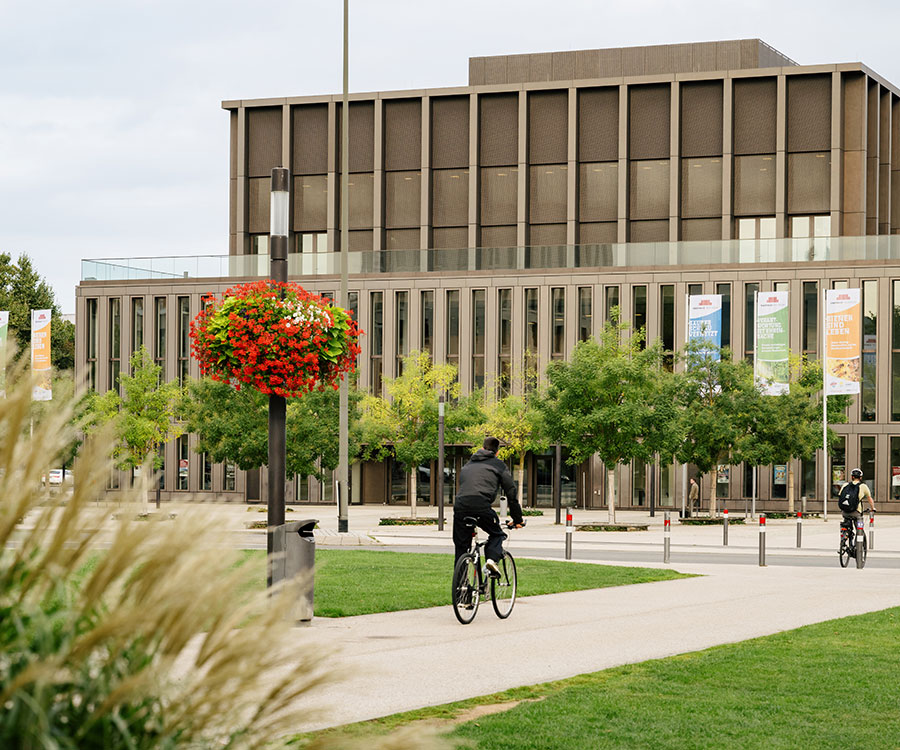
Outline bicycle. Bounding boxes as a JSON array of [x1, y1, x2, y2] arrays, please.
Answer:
[[451, 517, 522, 625], [839, 510, 873, 569]]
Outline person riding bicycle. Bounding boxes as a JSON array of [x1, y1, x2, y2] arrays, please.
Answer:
[[838, 468, 876, 524], [453, 436, 524, 577]]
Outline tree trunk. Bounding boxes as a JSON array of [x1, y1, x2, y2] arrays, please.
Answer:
[[788, 462, 795, 515], [607, 466, 617, 525], [408, 470, 417, 518], [517, 455, 526, 510], [710, 479, 717, 518]]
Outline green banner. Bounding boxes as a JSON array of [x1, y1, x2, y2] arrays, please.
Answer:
[[755, 291, 790, 395]]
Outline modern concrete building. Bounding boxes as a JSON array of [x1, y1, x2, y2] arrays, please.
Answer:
[[78, 39, 900, 512]]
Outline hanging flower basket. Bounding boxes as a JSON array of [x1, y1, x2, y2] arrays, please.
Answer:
[[190, 281, 361, 398]]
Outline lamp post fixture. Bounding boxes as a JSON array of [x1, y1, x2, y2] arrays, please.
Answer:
[[267, 166, 289, 585], [337, 0, 350, 533], [437, 397, 445, 531]]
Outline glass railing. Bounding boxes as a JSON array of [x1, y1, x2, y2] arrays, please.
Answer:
[[81, 235, 900, 283]]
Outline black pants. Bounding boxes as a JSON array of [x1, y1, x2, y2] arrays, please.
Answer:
[[453, 507, 507, 564]]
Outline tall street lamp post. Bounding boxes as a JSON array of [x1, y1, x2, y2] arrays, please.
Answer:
[[267, 166, 289, 585], [337, 0, 350, 532], [437, 397, 445, 531]]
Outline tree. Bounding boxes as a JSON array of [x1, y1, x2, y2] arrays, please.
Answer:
[[673, 342, 759, 516], [359, 350, 478, 517], [180, 376, 362, 482], [0, 252, 73, 371], [89, 347, 182, 497], [537, 317, 679, 524], [739, 357, 852, 512], [475, 393, 548, 506]]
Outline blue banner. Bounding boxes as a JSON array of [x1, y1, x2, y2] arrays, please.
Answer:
[[687, 294, 722, 360]]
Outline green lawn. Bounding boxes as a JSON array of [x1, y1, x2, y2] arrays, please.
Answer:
[[293, 606, 900, 749], [240, 549, 690, 617]]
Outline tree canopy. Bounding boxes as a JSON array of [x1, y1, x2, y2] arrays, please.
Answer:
[[179, 376, 362, 480]]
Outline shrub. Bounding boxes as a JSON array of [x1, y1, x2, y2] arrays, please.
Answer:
[[0, 363, 447, 750]]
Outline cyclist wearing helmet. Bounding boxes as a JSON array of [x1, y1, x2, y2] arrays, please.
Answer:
[[837, 468, 876, 521]]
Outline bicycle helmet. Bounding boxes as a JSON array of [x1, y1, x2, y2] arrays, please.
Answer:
[[850, 468, 863, 479]]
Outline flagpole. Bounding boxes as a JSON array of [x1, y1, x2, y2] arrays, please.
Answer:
[[752, 290, 758, 519]]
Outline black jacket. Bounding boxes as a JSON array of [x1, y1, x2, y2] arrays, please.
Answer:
[[454, 449, 523, 524]]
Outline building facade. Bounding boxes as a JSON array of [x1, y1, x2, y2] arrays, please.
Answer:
[[78, 39, 900, 512]]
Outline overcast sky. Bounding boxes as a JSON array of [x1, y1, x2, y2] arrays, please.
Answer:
[[2, 0, 899, 313]]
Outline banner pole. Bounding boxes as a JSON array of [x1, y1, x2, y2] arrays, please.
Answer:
[[822, 288, 828, 522], [752, 291, 758, 519]]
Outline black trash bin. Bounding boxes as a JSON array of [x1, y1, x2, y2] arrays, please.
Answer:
[[271, 519, 317, 622]]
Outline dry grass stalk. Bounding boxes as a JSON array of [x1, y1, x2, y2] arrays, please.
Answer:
[[0, 363, 451, 749]]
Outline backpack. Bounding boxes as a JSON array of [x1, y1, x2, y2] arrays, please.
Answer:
[[838, 482, 860, 513]]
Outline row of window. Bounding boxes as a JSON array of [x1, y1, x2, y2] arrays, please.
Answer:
[[82, 274, 900, 425]]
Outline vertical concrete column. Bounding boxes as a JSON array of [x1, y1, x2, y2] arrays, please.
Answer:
[[468, 93, 479, 250], [236, 107, 248, 255], [775, 74, 787, 239], [567, 87, 577, 246], [617, 84, 628, 244], [281, 104, 291, 171], [669, 80, 680, 242], [842, 72, 868, 237], [867, 82, 880, 235], [892, 97, 900, 235], [879, 88, 891, 235], [421, 95, 431, 251], [830, 72, 842, 237], [517, 90, 528, 248], [326, 101, 338, 253], [722, 77, 734, 240], [373, 98, 383, 251]]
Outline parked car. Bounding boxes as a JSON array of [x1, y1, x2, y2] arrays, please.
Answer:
[[47, 469, 74, 486]]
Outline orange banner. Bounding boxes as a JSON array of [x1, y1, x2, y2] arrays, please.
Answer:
[[31, 309, 52, 401], [824, 289, 860, 395]]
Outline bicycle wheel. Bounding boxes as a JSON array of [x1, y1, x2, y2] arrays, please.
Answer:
[[452, 554, 480, 624], [490, 551, 517, 619], [856, 532, 867, 569], [839, 529, 851, 568]]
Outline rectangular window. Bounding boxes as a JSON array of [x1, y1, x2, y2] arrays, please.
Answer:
[[108, 297, 121, 393], [348, 291, 359, 368], [860, 436, 876, 490], [577, 287, 592, 343], [605, 286, 619, 324], [86, 298, 98, 391], [177, 296, 190, 385], [744, 282, 759, 362], [158, 449, 165, 491], [893, 280, 900, 421], [224, 461, 236, 492], [524, 288, 538, 353], [687, 283, 703, 297], [891, 437, 900, 500], [154, 297, 167, 378], [801, 458, 816, 500], [716, 283, 731, 351], [498, 289, 512, 395], [774, 281, 789, 293], [862, 280, 877, 422], [420, 290, 434, 355], [632, 459, 646, 506], [131, 297, 144, 356], [551, 288, 565, 359], [446, 290, 460, 371], [802, 281, 818, 357], [660, 285, 674, 368], [296, 475, 310, 502], [201, 453, 212, 491], [370, 291, 383, 394], [472, 289, 486, 390], [831, 435, 846, 498], [633, 285, 647, 349], [176, 435, 189, 491], [833, 280, 849, 290], [395, 291, 408, 376]]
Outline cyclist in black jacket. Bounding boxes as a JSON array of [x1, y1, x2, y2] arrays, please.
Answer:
[[453, 437, 525, 576]]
